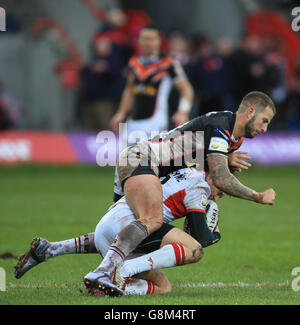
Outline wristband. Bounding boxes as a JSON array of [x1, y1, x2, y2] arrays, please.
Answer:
[[178, 98, 192, 114]]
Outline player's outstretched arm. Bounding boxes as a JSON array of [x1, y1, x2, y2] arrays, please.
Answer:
[[207, 154, 276, 205], [185, 211, 221, 248]]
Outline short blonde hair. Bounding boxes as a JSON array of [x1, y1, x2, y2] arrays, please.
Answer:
[[238, 91, 276, 114]]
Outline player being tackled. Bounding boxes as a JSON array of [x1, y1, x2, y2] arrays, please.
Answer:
[[14, 167, 223, 297]]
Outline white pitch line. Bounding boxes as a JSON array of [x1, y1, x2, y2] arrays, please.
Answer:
[[8, 281, 291, 289], [8, 283, 81, 289], [174, 281, 291, 288]]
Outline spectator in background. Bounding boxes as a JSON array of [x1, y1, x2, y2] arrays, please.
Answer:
[[0, 81, 21, 130], [263, 37, 287, 104], [79, 36, 125, 131], [215, 36, 236, 110], [188, 35, 229, 116], [167, 31, 191, 127], [263, 37, 288, 130], [228, 35, 269, 110], [168, 31, 190, 66], [285, 91, 300, 130], [284, 55, 300, 131]]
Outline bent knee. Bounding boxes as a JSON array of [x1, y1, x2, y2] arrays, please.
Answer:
[[140, 215, 163, 233], [189, 244, 203, 263]]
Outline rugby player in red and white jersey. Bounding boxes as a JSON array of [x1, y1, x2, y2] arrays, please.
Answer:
[[15, 167, 224, 296], [87, 168, 224, 296]]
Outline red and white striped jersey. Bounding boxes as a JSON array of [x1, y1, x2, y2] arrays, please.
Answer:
[[116, 167, 210, 223], [160, 167, 210, 223], [96, 167, 210, 257]]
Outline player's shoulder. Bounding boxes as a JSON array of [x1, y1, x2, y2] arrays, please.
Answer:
[[199, 110, 236, 135], [128, 54, 174, 70], [128, 55, 137, 63], [157, 54, 175, 64], [190, 110, 234, 125], [201, 110, 235, 126], [128, 55, 140, 68], [174, 167, 206, 184]]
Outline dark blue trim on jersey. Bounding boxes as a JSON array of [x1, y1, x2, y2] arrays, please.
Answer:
[[214, 127, 230, 143]]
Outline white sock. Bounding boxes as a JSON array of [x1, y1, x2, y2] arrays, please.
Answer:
[[120, 243, 185, 278], [46, 234, 96, 258], [124, 279, 156, 295], [46, 239, 76, 258], [95, 220, 149, 275]]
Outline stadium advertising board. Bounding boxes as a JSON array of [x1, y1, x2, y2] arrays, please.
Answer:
[[1, 131, 300, 166]]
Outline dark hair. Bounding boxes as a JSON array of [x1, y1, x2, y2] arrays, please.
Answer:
[[140, 24, 161, 35], [238, 91, 276, 114]]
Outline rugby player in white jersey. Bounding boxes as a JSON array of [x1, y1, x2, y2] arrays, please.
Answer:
[[15, 167, 224, 296]]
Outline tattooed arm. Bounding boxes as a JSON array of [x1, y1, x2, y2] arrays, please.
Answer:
[[207, 154, 275, 204]]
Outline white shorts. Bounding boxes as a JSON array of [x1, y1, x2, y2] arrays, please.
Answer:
[[94, 202, 136, 257]]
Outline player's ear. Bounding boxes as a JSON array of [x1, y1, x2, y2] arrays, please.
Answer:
[[247, 106, 256, 119]]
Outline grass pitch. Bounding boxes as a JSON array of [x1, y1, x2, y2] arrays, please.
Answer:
[[0, 164, 299, 305]]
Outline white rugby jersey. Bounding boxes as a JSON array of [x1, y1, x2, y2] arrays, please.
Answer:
[[115, 167, 210, 223], [96, 167, 211, 256]]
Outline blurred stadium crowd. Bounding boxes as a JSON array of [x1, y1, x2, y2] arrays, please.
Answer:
[[1, 1, 300, 132]]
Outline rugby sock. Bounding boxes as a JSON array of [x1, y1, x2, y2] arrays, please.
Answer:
[[46, 233, 96, 258], [120, 243, 185, 278], [124, 279, 155, 296], [95, 220, 149, 275]]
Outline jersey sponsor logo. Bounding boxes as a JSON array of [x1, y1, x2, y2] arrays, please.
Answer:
[[209, 137, 229, 153], [132, 84, 157, 96], [199, 194, 207, 208]]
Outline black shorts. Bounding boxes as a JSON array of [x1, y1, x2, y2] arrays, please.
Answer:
[[117, 142, 159, 190], [121, 161, 157, 190], [134, 223, 175, 255]]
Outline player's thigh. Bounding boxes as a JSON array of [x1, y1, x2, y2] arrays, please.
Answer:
[[94, 204, 136, 256], [134, 269, 171, 294], [161, 227, 203, 264], [124, 174, 163, 232]]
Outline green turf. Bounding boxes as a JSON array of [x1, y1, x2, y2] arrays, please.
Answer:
[[0, 164, 299, 305]]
